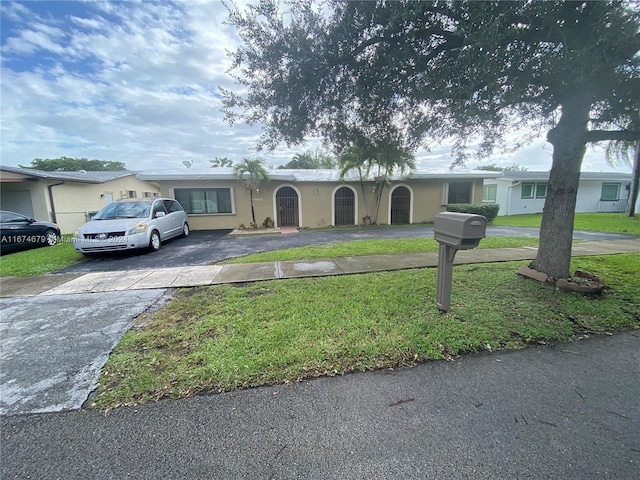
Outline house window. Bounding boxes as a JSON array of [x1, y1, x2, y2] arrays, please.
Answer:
[[143, 191, 159, 198], [174, 188, 233, 214], [521, 183, 534, 199], [535, 183, 548, 199], [446, 182, 473, 204], [601, 183, 620, 201], [482, 184, 497, 203]]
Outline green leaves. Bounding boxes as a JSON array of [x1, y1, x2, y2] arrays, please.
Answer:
[[22, 157, 127, 171]]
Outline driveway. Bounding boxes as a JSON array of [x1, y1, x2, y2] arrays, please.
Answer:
[[0, 289, 167, 416], [56, 225, 636, 273]]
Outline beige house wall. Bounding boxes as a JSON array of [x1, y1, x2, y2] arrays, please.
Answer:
[[155, 177, 485, 231], [49, 176, 160, 233], [1, 174, 160, 233]]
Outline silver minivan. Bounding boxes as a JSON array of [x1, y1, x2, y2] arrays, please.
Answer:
[[72, 197, 189, 255]]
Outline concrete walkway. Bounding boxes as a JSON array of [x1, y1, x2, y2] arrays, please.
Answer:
[[1, 238, 638, 298]]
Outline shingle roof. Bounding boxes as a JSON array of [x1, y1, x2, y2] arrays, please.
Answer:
[[0, 166, 134, 183]]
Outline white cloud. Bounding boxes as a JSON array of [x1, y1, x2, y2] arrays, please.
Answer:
[[0, 1, 632, 174]]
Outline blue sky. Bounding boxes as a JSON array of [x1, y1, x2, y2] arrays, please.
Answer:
[[0, 1, 631, 173]]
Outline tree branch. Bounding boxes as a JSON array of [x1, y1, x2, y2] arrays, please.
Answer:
[[585, 129, 640, 143]]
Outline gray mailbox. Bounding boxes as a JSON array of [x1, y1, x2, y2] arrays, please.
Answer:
[[433, 212, 487, 311]]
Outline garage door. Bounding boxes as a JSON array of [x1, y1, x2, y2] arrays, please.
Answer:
[[1, 190, 34, 218]]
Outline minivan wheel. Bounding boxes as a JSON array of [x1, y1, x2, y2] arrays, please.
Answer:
[[182, 223, 190, 237], [148, 230, 161, 251]]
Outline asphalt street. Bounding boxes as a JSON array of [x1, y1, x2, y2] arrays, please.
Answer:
[[2, 332, 639, 479], [55, 225, 636, 273]]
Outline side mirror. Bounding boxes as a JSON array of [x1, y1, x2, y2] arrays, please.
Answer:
[[155, 211, 166, 218]]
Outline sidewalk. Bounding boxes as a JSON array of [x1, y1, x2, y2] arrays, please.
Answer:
[[1, 238, 638, 297]]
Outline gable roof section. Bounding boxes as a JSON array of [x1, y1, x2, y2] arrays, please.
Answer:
[[0, 166, 134, 183]]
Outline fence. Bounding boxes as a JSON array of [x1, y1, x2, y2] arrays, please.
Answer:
[[598, 200, 628, 213]]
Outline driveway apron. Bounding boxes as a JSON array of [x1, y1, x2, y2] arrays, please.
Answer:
[[0, 289, 166, 416]]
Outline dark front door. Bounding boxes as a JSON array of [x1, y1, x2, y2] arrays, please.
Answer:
[[276, 187, 299, 227], [334, 187, 355, 226], [391, 186, 411, 225]]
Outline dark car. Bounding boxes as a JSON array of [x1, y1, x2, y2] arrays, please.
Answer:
[[0, 210, 61, 255]]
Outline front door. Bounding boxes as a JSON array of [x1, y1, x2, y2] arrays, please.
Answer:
[[334, 187, 355, 226], [276, 187, 299, 227], [391, 186, 411, 225]]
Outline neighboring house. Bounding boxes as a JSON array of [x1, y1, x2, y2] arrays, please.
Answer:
[[0, 166, 160, 233], [482, 171, 637, 216], [137, 167, 501, 230]]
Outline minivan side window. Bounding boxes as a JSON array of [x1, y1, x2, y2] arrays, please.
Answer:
[[164, 200, 183, 213], [153, 201, 168, 217]]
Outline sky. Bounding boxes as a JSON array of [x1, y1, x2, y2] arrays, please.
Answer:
[[0, 0, 632, 174]]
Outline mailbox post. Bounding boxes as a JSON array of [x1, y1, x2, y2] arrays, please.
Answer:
[[433, 212, 487, 311]]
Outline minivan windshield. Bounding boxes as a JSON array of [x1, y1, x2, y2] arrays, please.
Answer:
[[93, 201, 151, 220]]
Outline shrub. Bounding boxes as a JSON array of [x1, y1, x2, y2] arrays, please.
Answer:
[[249, 221, 258, 229], [262, 217, 275, 228], [446, 203, 500, 223]]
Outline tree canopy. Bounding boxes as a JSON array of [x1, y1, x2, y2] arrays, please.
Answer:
[[223, 0, 640, 279], [20, 157, 127, 171], [210, 157, 234, 168], [279, 150, 336, 169], [475, 164, 528, 172]]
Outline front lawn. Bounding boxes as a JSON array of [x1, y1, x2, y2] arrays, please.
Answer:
[[0, 236, 84, 277], [91, 253, 640, 410], [224, 236, 541, 264], [493, 212, 640, 235]]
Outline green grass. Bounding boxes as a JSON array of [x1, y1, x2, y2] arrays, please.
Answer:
[[2, 213, 637, 276], [91, 253, 640, 410], [225, 236, 541, 264], [493, 212, 640, 235], [0, 236, 85, 276]]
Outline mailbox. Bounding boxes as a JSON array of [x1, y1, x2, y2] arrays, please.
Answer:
[[433, 212, 486, 249], [433, 212, 487, 311]]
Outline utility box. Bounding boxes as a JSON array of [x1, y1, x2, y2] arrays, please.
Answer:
[[433, 212, 487, 311], [433, 212, 487, 249]]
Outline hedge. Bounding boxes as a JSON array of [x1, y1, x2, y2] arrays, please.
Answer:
[[445, 203, 500, 223]]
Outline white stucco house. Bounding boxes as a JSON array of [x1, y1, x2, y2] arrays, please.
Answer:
[[482, 171, 637, 216]]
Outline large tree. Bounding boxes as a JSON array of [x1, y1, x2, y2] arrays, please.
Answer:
[[20, 157, 127, 171], [223, 0, 640, 280]]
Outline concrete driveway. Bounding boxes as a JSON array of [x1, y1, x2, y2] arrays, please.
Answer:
[[0, 289, 167, 416], [56, 225, 636, 273]]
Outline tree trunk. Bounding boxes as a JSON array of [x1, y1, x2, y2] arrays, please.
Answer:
[[358, 181, 371, 223], [371, 178, 385, 225], [249, 188, 256, 224], [627, 142, 639, 217], [530, 94, 591, 280]]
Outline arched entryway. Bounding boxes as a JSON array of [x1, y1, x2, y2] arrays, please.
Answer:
[[334, 186, 356, 226], [390, 186, 411, 225], [275, 186, 300, 227]]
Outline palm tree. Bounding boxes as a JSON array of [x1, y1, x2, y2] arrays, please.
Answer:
[[233, 158, 270, 224]]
